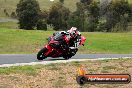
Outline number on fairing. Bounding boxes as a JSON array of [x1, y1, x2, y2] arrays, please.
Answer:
[[75, 41, 80, 48]]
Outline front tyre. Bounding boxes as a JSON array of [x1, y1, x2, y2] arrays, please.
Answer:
[[70, 49, 78, 56], [37, 48, 47, 60], [63, 54, 72, 60], [63, 49, 78, 60]]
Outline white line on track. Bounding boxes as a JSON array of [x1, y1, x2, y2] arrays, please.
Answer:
[[0, 57, 131, 67]]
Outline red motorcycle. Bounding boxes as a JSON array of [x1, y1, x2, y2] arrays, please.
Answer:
[[37, 34, 86, 60]]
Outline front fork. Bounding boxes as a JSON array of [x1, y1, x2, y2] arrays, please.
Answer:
[[44, 45, 53, 56]]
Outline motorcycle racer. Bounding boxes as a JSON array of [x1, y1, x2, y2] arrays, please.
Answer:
[[52, 27, 81, 51], [37, 27, 86, 60], [67, 27, 81, 49]]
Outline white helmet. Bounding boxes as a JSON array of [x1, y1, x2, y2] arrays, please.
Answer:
[[67, 27, 81, 38]]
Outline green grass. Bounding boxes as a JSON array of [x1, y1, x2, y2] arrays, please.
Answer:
[[0, 63, 62, 75], [0, 66, 37, 76], [102, 66, 117, 70], [0, 22, 18, 29], [0, 28, 53, 54], [0, 28, 132, 54], [81, 32, 132, 54], [0, 58, 131, 88]]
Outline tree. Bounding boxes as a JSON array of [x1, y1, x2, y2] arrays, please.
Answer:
[[37, 10, 48, 30], [128, 4, 132, 22], [3, 9, 9, 17], [73, 0, 100, 32], [11, 12, 17, 18], [67, 12, 82, 30], [87, 1, 100, 32], [99, 0, 111, 15], [59, 0, 64, 4], [39, 10, 48, 20], [37, 20, 47, 30], [75, 2, 87, 31], [16, 0, 40, 30], [47, 2, 70, 30], [80, 0, 92, 4], [105, 0, 131, 32]]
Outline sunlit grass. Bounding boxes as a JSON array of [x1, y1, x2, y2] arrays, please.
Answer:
[[0, 22, 18, 29], [0, 28, 132, 54], [0, 58, 131, 88]]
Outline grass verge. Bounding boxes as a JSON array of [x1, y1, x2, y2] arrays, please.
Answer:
[[0, 58, 132, 88], [0, 22, 18, 29], [0, 28, 132, 54]]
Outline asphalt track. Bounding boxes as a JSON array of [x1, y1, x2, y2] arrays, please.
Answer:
[[0, 54, 132, 65]]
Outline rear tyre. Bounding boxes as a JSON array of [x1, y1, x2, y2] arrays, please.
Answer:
[[37, 48, 47, 60]]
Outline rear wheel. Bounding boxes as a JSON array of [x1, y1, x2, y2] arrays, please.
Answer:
[[37, 48, 48, 60]]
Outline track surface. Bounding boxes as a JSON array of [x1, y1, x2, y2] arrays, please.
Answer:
[[0, 54, 132, 65]]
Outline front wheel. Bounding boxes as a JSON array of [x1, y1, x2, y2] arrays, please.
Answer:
[[63, 49, 78, 60], [70, 49, 78, 56], [63, 53, 72, 60], [37, 48, 48, 60]]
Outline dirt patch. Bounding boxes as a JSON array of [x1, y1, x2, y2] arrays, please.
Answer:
[[0, 58, 132, 88]]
